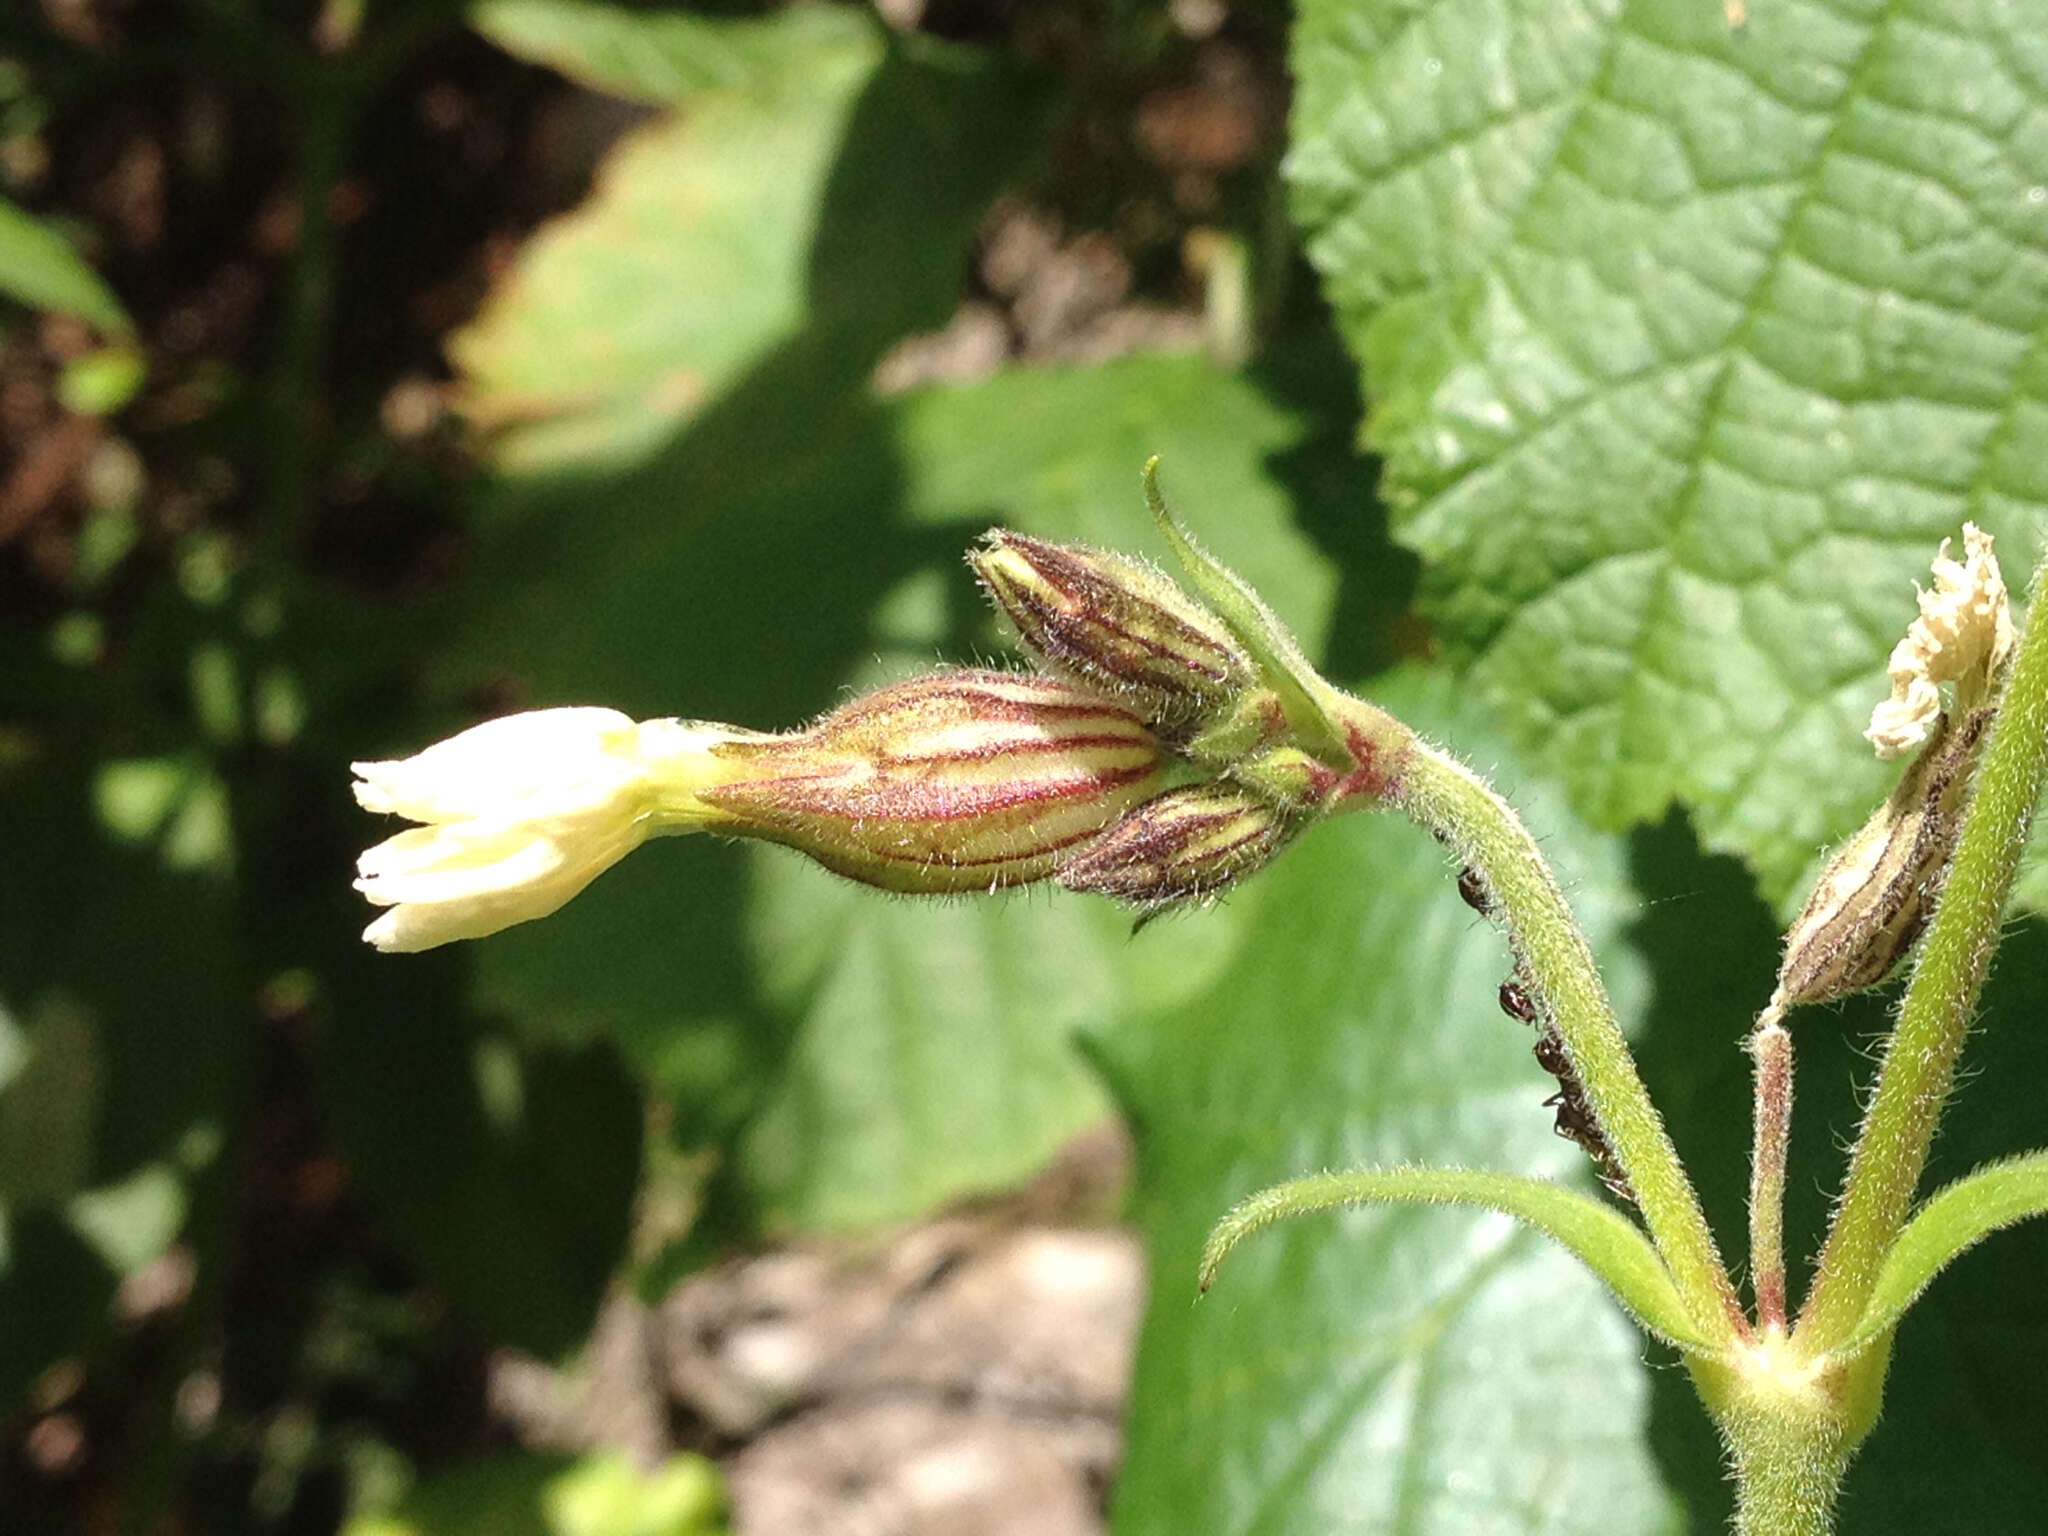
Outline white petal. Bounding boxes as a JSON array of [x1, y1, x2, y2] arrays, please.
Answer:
[[353, 708, 638, 821]]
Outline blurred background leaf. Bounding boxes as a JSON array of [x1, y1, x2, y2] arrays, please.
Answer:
[[0, 194, 132, 336], [346, 1449, 726, 1536], [0, 756, 234, 1405], [470, 0, 825, 106], [451, 6, 890, 471]]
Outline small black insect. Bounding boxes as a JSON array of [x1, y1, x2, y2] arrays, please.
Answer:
[[1457, 866, 1490, 914], [1498, 977, 1536, 1023], [1531, 1026, 1633, 1203]]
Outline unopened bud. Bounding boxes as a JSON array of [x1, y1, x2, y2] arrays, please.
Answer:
[[700, 670, 1168, 893], [1774, 706, 1990, 1011], [1056, 783, 1297, 911], [970, 530, 1252, 727]]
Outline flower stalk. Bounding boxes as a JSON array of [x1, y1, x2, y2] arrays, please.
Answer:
[[1748, 1016, 1793, 1333]]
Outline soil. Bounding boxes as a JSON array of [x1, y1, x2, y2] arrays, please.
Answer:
[[490, 1125, 1141, 1536]]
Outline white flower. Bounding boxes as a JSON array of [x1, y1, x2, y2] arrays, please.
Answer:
[[352, 708, 741, 953], [1865, 523, 2014, 759]]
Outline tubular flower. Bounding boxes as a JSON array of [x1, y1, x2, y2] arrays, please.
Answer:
[[352, 673, 1168, 950], [354, 470, 1415, 952]]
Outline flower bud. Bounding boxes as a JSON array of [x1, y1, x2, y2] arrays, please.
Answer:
[[1774, 706, 1989, 1010], [970, 530, 1252, 727], [1773, 524, 2014, 1009], [697, 670, 1168, 893], [1056, 783, 1297, 911]]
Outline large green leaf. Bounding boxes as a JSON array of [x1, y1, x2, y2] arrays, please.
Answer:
[[1102, 666, 1680, 1536], [1289, 0, 2048, 908], [439, 2, 1371, 1237], [726, 354, 1346, 1230], [462, 347, 1353, 1236]]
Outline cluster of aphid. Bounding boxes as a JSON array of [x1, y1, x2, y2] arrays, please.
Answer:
[[1455, 861, 1634, 1202]]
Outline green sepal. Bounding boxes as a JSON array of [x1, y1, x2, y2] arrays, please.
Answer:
[[1201, 1164, 1723, 1354], [1835, 1149, 2048, 1358], [1142, 457, 1349, 763]]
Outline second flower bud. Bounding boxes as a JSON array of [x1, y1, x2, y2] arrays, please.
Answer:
[[971, 530, 1253, 730]]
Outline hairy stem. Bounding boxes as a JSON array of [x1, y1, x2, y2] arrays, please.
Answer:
[[1749, 1015, 1793, 1332], [1383, 723, 1744, 1341], [1801, 542, 2048, 1350], [1728, 1412, 1850, 1536]]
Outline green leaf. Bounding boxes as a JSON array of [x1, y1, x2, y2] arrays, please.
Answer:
[[1289, 0, 2048, 908], [1103, 666, 1681, 1536], [1840, 1149, 2048, 1356], [735, 865, 1129, 1230], [1203, 1166, 1712, 1352], [469, 0, 845, 107], [0, 195, 132, 336]]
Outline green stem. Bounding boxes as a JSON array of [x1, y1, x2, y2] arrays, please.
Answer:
[[1383, 722, 1745, 1341], [1800, 541, 2048, 1351], [1727, 1411, 1851, 1536]]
